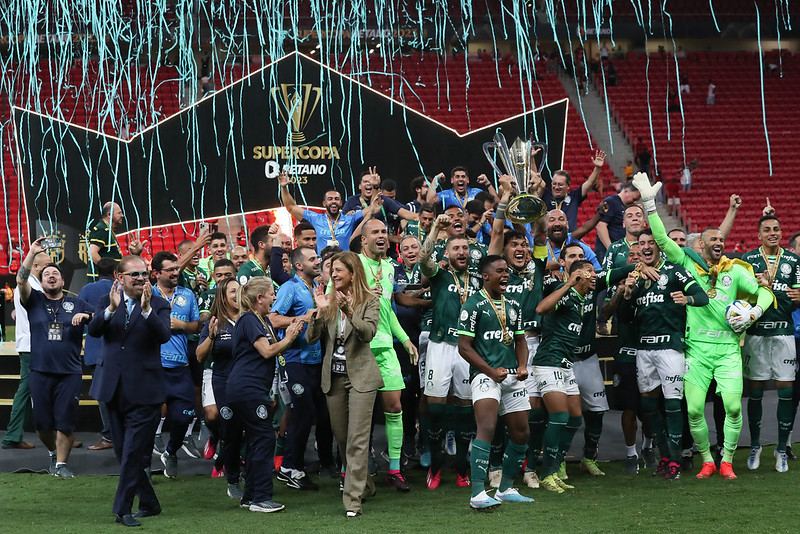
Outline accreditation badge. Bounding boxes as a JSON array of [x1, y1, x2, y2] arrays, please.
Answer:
[[48, 322, 63, 341]]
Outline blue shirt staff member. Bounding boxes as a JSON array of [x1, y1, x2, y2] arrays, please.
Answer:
[[227, 277, 304, 513], [17, 237, 93, 479], [88, 255, 172, 526], [279, 173, 382, 254]]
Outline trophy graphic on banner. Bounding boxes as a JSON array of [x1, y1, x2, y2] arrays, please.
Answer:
[[482, 132, 548, 223]]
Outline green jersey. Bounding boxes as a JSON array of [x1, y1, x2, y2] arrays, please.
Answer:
[[237, 259, 268, 286], [614, 319, 638, 363], [620, 261, 701, 352], [741, 247, 800, 337], [603, 237, 637, 271], [432, 238, 488, 279], [648, 212, 771, 348], [458, 290, 524, 381], [405, 220, 429, 244], [429, 266, 481, 345], [180, 267, 208, 300], [198, 288, 216, 314], [505, 259, 545, 332], [360, 254, 409, 349], [534, 286, 586, 367], [406, 263, 433, 332]]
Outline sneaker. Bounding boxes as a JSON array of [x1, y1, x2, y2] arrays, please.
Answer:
[[445, 430, 457, 456], [557, 461, 568, 480], [203, 437, 218, 460], [48, 455, 57, 475], [286, 471, 319, 490], [455, 471, 471, 487], [488, 469, 502, 489], [276, 467, 293, 483], [747, 446, 762, 470], [523, 471, 540, 489], [581, 457, 606, 476], [681, 449, 694, 471], [623, 454, 639, 474], [346, 510, 362, 518], [211, 466, 225, 478], [161, 451, 178, 478], [553, 474, 574, 490], [420, 450, 431, 468], [653, 458, 669, 477], [227, 483, 244, 500], [695, 461, 717, 479], [775, 450, 789, 473], [539, 474, 564, 494], [642, 447, 657, 469], [249, 500, 285, 513], [239, 499, 252, 509], [386, 471, 411, 492], [665, 462, 681, 480], [426, 468, 441, 489], [181, 436, 202, 459], [719, 461, 737, 480], [787, 445, 796, 460], [152, 433, 166, 455], [53, 465, 75, 479], [495, 487, 534, 503], [469, 489, 502, 510]]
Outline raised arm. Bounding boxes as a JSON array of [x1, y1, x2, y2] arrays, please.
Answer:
[[419, 214, 449, 278], [536, 271, 579, 315], [632, 173, 685, 264], [16, 237, 45, 305], [177, 230, 211, 272], [488, 177, 514, 256], [581, 149, 606, 198], [279, 173, 306, 221], [718, 194, 742, 240]]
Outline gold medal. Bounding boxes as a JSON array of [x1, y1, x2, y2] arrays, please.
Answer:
[[482, 289, 513, 346], [331, 239, 339, 247], [502, 332, 513, 346], [452, 271, 468, 305], [707, 288, 717, 298]]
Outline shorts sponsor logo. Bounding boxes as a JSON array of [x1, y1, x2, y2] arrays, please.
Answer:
[[182, 408, 196, 416], [663, 374, 683, 384], [593, 390, 605, 398], [256, 405, 269, 419], [292, 383, 305, 395], [512, 389, 526, 398], [783, 358, 797, 365], [427, 380, 434, 389], [220, 406, 233, 420], [62, 301, 74, 312]]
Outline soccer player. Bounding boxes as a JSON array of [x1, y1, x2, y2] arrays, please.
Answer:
[[633, 173, 774, 479], [430, 204, 489, 278], [425, 167, 499, 208], [460, 255, 532, 509], [237, 225, 272, 285], [404, 203, 436, 244], [618, 229, 708, 479], [602, 205, 647, 270], [741, 215, 800, 472], [231, 246, 249, 272], [419, 214, 481, 488]]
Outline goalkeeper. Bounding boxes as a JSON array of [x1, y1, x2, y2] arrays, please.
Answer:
[[632, 174, 774, 480]]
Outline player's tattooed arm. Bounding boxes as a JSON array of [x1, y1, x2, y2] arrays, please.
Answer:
[[419, 214, 449, 278]]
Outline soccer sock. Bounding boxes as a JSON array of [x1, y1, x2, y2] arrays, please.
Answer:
[[626, 445, 637, 457], [454, 405, 475, 475], [384, 411, 403, 472], [747, 386, 763, 447], [541, 411, 568, 478], [185, 417, 197, 438], [642, 435, 653, 450], [55, 462, 66, 468], [526, 406, 547, 471], [499, 441, 528, 492], [664, 398, 684, 463], [489, 425, 506, 470], [582, 410, 604, 460], [427, 403, 447, 471], [470, 439, 491, 498], [156, 417, 166, 435], [641, 396, 668, 459], [721, 391, 743, 463], [559, 416, 583, 464], [685, 382, 713, 463], [777, 387, 794, 453]]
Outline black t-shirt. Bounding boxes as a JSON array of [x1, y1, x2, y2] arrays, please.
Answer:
[[227, 312, 277, 402], [199, 319, 236, 376], [594, 194, 626, 262], [542, 187, 585, 232], [25, 290, 92, 374], [393, 264, 421, 345]]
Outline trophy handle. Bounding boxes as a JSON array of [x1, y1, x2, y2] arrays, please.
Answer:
[[482, 141, 506, 178], [531, 141, 549, 174]]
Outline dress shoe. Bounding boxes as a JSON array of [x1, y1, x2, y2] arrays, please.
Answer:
[[1, 441, 35, 449], [132, 506, 161, 518], [72, 441, 83, 448], [115, 514, 141, 527], [88, 439, 113, 451]]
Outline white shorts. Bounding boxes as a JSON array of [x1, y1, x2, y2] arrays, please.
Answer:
[[201, 368, 216, 408], [532, 365, 579, 396], [743, 335, 797, 382], [524, 336, 542, 398], [573, 355, 610, 412], [636, 348, 685, 399], [418, 331, 430, 387], [667, 197, 680, 206], [424, 340, 471, 400], [471, 373, 529, 416]]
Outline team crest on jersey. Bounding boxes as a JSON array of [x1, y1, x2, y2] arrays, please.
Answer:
[[721, 275, 732, 287], [657, 274, 668, 289], [220, 406, 233, 420], [62, 301, 74, 312], [508, 308, 518, 323], [781, 263, 791, 275], [256, 405, 269, 419], [470, 249, 481, 261], [459, 309, 469, 322], [470, 277, 480, 289], [292, 383, 305, 396], [175, 295, 187, 307]]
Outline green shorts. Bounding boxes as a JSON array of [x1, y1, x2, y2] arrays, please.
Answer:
[[684, 341, 743, 395], [374, 348, 406, 392]]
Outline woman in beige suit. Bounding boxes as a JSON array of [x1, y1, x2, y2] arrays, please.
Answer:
[[306, 251, 381, 518]]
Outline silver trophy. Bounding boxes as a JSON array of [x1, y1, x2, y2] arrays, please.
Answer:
[[482, 132, 548, 223]]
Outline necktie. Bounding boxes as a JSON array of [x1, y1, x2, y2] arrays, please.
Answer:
[[125, 298, 134, 327]]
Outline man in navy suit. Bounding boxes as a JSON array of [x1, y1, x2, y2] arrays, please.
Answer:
[[88, 255, 171, 527]]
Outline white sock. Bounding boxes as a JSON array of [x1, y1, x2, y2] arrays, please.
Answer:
[[49, 450, 56, 458], [156, 417, 166, 434], [185, 417, 197, 438], [55, 462, 66, 468], [626, 445, 637, 457], [642, 436, 653, 449]]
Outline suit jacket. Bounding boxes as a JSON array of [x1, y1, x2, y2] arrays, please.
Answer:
[[305, 296, 383, 394], [87, 293, 172, 405]]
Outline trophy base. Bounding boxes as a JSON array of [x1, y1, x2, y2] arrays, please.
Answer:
[[506, 194, 547, 224]]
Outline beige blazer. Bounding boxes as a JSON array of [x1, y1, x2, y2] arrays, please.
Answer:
[[305, 296, 383, 394]]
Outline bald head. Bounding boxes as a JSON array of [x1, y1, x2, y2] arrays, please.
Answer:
[[102, 201, 124, 229]]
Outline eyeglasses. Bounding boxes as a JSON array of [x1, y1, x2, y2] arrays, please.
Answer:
[[122, 271, 150, 279]]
